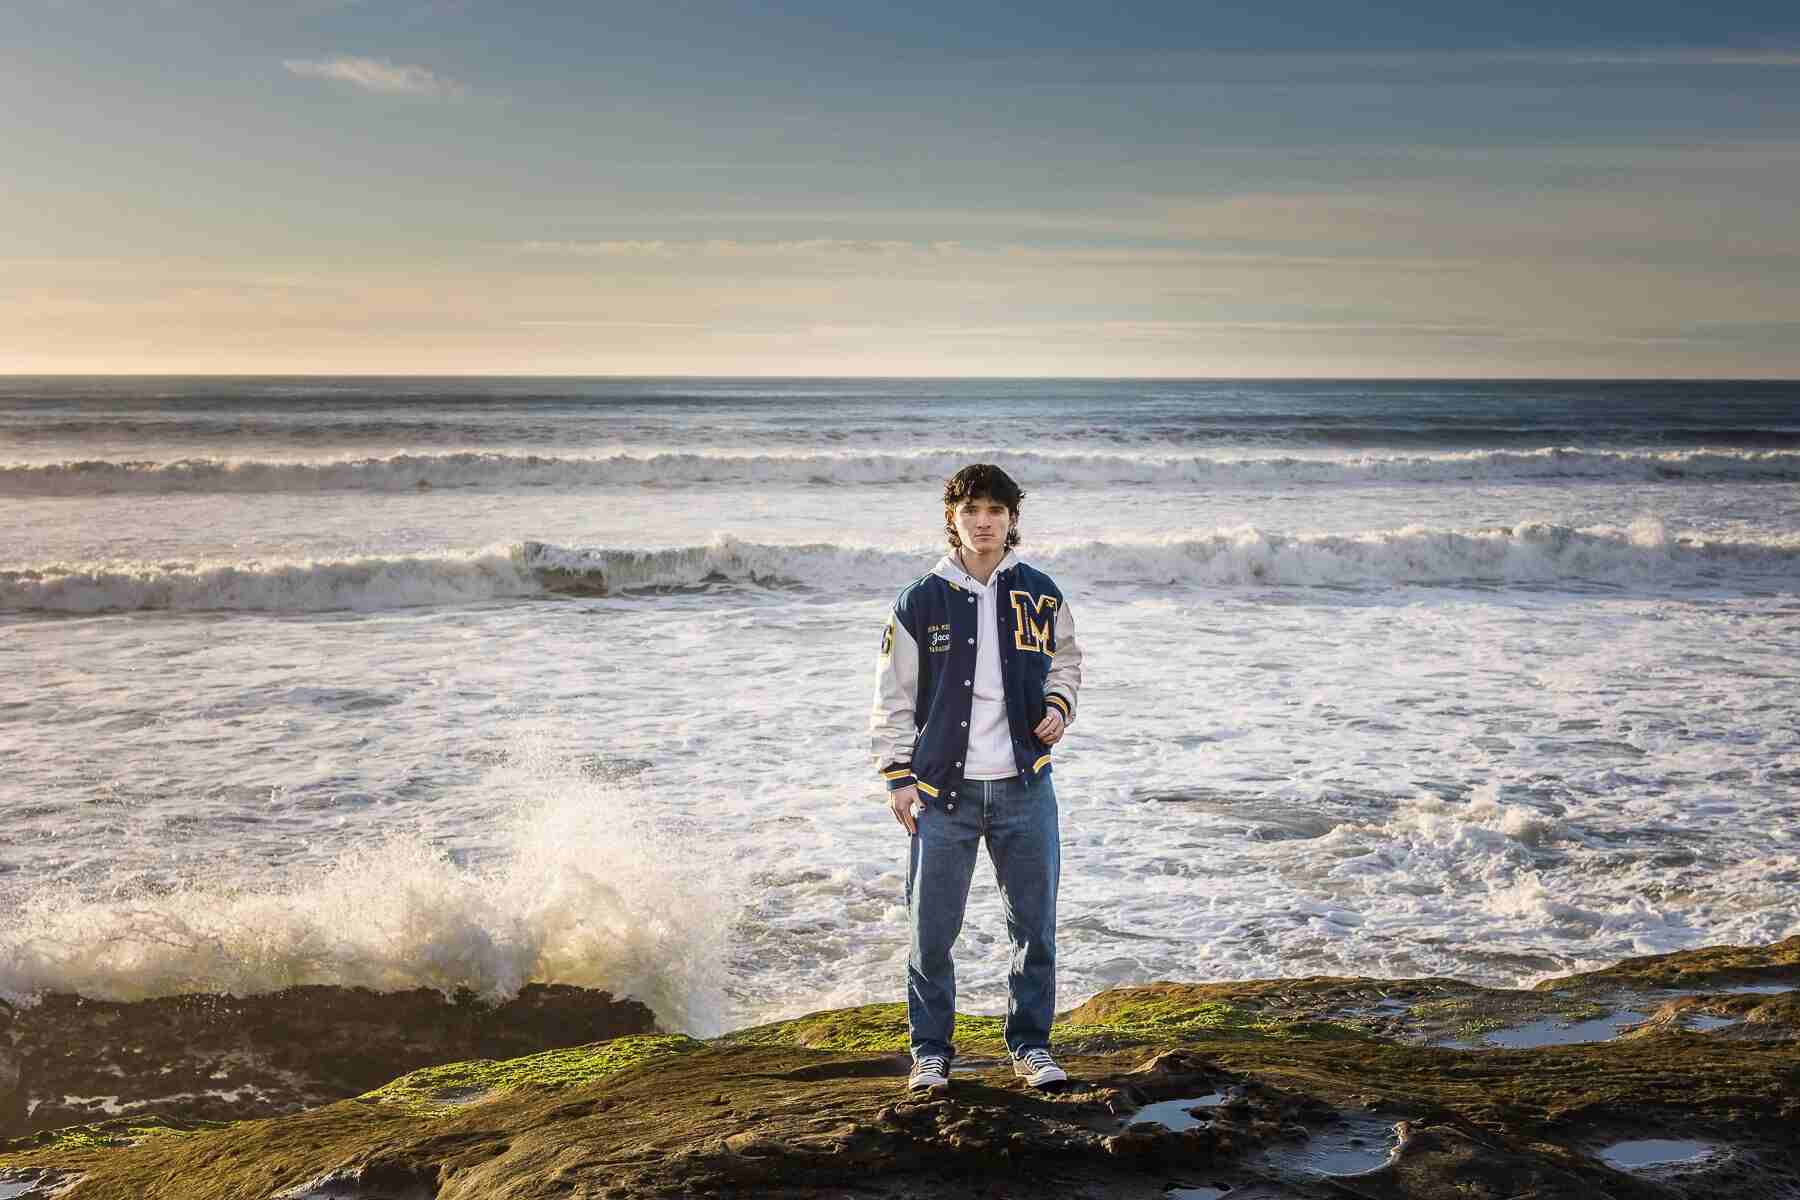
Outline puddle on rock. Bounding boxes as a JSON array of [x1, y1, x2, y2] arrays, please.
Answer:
[[1139, 1096, 1397, 1179], [1686, 1014, 1739, 1031], [1600, 1139, 1720, 1170], [1134, 1094, 1230, 1131], [1721, 983, 1795, 995], [274, 1170, 434, 1200], [1258, 1113, 1398, 1177], [946, 1058, 1001, 1075], [1167, 1188, 1230, 1199], [0, 1178, 76, 1200], [1482, 1010, 1645, 1048]]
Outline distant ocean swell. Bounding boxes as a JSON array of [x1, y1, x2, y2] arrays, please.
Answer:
[[5, 523, 1796, 613], [10, 415, 1800, 451], [7, 447, 1800, 495]]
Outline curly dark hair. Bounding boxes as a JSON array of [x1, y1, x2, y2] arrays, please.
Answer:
[[942, 463, 1025, 551]]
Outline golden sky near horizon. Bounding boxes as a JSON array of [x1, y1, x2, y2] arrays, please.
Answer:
[[5, 2, 1798, 376]]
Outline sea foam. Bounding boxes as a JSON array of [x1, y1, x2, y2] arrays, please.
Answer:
[[5, 446, 1800, 495], [0, 739, 735, 1035], [4, 522, 1797, 613]]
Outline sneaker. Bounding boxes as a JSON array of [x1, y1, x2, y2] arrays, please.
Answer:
[[1012, 1047, 1067, 1087], [908, 1054, 950, 1092]]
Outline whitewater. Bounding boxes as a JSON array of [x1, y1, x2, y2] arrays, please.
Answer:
[[2, 377, 1797, 1038]]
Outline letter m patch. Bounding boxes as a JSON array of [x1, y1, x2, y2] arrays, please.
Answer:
[[1009, 591, 1057, 655]]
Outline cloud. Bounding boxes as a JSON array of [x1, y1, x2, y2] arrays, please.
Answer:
[[283, 56, 461, 96], [958, 45, 1800, 88], [516, 239, 961, 258], [514, 320, 707, 328], [510, 237, 1472, 272], [1555, 49, 1800, 66]]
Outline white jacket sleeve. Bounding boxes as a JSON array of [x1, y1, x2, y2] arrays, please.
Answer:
[[1044, 600, 1084, 725], [869, 609, 921, 787]]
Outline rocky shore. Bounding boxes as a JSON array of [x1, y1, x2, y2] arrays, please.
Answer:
[[0, 984, 660, 1141], [2, 937, 1796, 1199]]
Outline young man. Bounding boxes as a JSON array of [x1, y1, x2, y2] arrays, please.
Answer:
[[869, 463, 1084, 1094]]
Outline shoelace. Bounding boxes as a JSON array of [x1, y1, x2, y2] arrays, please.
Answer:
[[914, 1055, 948, 1077], [1020, 1049, 1055, 1070]]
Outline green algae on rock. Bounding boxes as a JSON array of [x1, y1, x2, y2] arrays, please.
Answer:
[[1535, 937, 1800, 994], [359, 1035, 706, 1116], [716, 1003, 1007, 1054]]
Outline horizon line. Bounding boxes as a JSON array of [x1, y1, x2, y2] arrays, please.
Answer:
[[4, 372, 1798, 383]]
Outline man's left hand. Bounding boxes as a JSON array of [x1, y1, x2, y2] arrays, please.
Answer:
[[1034, 710, 1065, 745]]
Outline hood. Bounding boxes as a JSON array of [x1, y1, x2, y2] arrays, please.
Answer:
[[932, 548, 1019, 589]]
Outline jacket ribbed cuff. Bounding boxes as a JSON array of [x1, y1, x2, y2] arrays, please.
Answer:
[[1045, 693, 1072, 722], [880, 764, 916, 791]]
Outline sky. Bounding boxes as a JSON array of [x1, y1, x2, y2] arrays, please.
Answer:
[[3, 0, 1798, 376]]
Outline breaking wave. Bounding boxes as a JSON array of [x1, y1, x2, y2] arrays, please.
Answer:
[[7, 446, 1800, 496], [0, 740, 735, 1034], [4, 521, 1797, 614]]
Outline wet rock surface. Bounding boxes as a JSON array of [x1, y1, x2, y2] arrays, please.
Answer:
[[0, 983, 658, 1139], [0, 937, 1796, 1199]]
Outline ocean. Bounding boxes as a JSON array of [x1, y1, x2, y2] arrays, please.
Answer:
[[2, 377, 1797, 1038]]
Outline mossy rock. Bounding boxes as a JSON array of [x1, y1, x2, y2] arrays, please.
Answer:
[[718, 1003, 1010, 1054], [8, 938, 1800, 1199], [1537, 934, 1800, 992], [720, 991, 1368, 1059], [1062, 983, 1372, 1043], [358, 1033, 705, 1114], [1, 1116, 225, 1160]]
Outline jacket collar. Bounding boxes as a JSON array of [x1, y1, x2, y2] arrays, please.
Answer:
[[933, 548, 1018, 590]]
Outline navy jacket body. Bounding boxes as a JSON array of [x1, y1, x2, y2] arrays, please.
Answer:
[[870, 551, 1083, 809]]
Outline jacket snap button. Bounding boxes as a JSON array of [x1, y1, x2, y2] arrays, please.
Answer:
[[967, 638, 974, 644], [954, 761, 962, 767], [947, 803, 955, 810], [968, 596, 975, 603], [964, 679, 971, 686], [950, 791, 957, 797], [959, 720, 967, 727]]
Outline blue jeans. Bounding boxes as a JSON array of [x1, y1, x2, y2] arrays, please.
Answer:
[[905, 771, 1060, 1062]]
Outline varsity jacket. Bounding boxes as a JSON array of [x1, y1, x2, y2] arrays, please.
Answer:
[[870, 550, 1084, 807]]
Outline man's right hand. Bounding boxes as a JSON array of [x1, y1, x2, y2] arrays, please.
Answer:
[[889, 784, 921, 836]]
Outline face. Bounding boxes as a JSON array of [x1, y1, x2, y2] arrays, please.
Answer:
[[950, 495, 1014, 555]]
